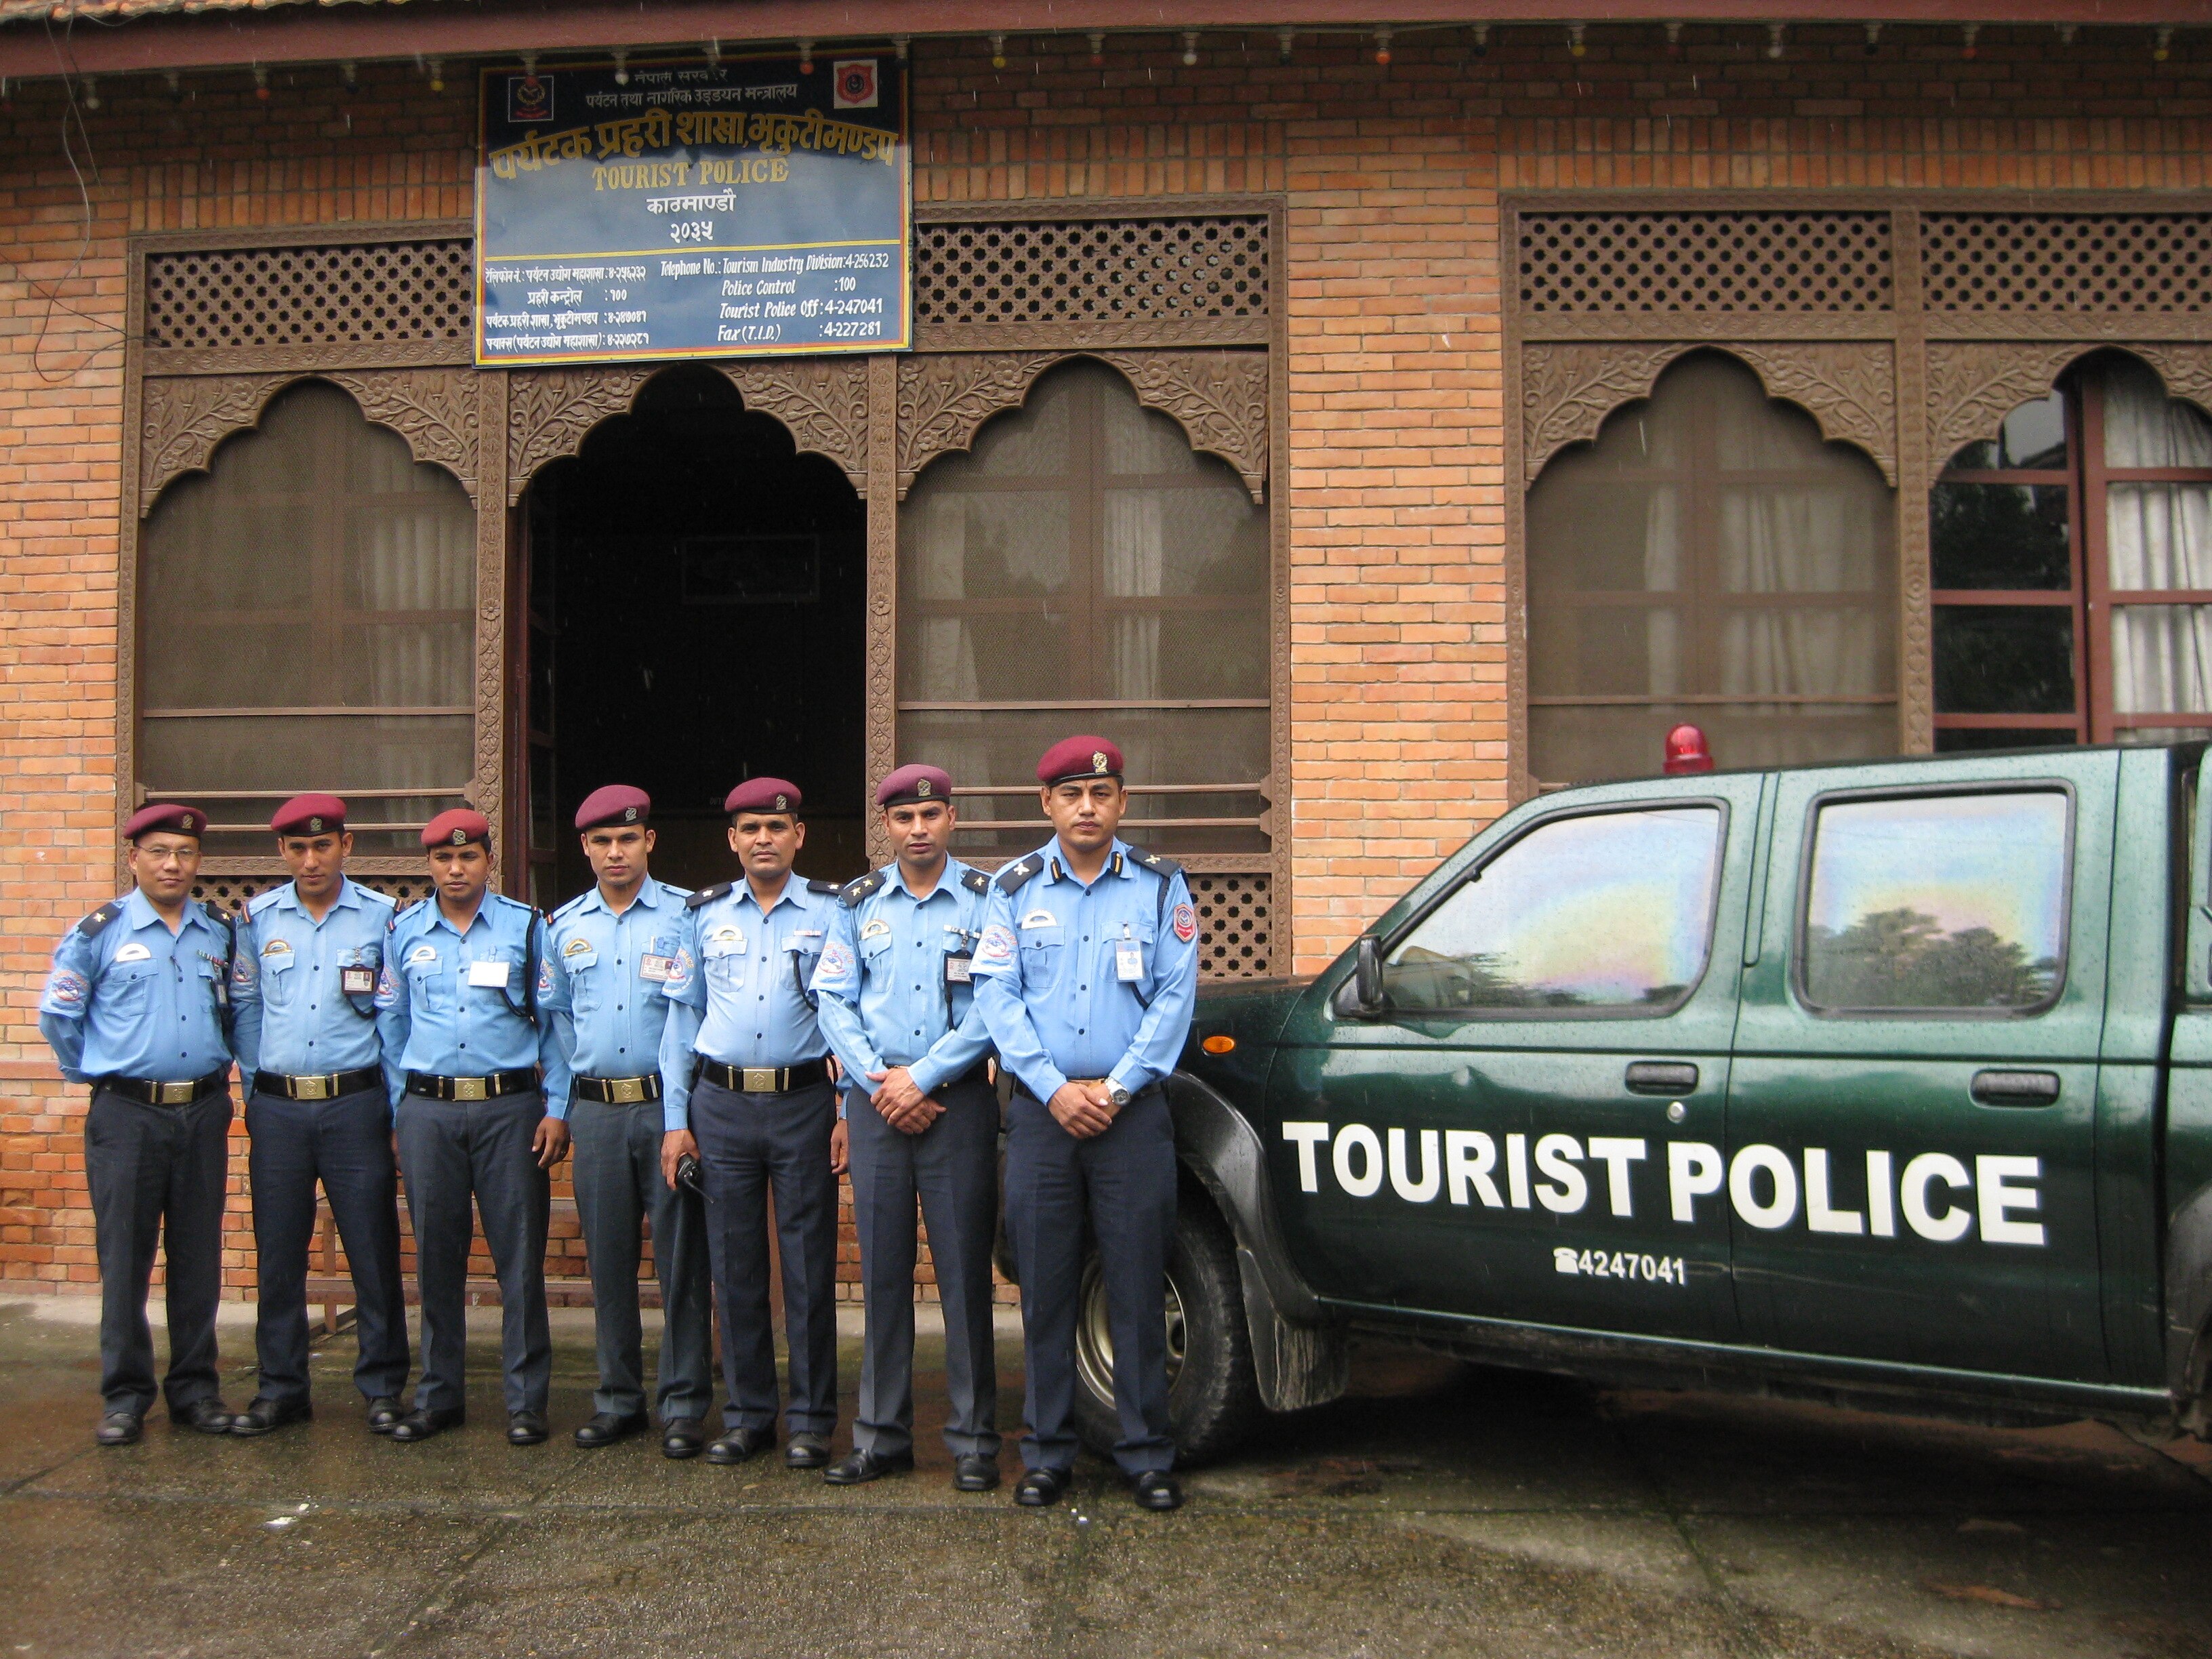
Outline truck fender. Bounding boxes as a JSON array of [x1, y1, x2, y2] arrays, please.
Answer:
[[1165, 1072, 1349, 1414], [2165, 1176, 2212, 1413]]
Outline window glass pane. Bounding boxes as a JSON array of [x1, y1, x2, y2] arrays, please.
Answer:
[[1934, 728, 2076, 752], [2108, 605, 2212, 717], [1526, 353, 1897, 783], [1932, 607, 2075, 714], [1384, 807, 1721, 1015], [1946, 391, 2068, 471], [2104, 358, 2212, 468], [1930, 483, 2071, 590], [2108, 482, 2212, 593], [1803, 792, 2069, 1011], [1532, 703, 1898, 785]]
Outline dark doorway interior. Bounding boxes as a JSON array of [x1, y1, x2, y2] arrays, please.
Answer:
[[522, 367, 867, 901]]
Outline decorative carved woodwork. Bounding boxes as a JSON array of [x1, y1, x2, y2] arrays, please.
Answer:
[[1727, 343, 1899, 485], [139, 373, 291, 501], [864, 355, 899, 869], [504, 367, 660, 502], [2131, 344, 2212, 426], [142, 237, 474, 356], [323, 369, 483, 501], [724, 359, 871, 493], [1517, 209, 1895, 316], [1924, 342, 2095, 470], [471, 371, 510, 855], [1520, 344, 1695, 485], [894, 352, 1060, 499]]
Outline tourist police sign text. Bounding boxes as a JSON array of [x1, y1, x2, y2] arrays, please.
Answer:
[[475, 54, 911, 365]]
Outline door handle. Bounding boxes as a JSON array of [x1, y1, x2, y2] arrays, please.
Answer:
[[1625, 1061, 1698, 1096], [1970, 1069, 2061, 1107]]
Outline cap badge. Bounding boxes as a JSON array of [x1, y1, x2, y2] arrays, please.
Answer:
[[1091, 752, 1107, 773], [775, 794, 788, 812], [449, 829, 468, 846], [182, 813, 200, 832], [307, 816, 323, 833], [623, 806, 638, 822], [916, 778, 932, 797]]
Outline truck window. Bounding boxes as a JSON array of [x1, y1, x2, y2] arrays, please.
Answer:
[[1383, 806, 1721, 1015], [1799, 791, 2070, 1012]]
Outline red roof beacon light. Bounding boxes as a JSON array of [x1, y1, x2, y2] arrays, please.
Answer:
[[1663, 723, 1715, 775]]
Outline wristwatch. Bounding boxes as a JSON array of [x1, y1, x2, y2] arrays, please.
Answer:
[[1107, 1083, 1132, 1109]]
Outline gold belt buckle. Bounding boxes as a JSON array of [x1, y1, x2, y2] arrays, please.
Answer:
[[294, 1074, 332, 1101], [609, 1076, 646, 1105], [157, 1080, 196, 1105], [742, 1067, 776, 1093], [453, 1076, 487, 1102]]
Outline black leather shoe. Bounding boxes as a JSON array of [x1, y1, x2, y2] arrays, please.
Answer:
[[389, 1407, 464, 1442], [704, 1426, 774, 1465], [173, 1398, 234, 1435], [508, 1410, 549, 1446], [1132, 1471, 1183, 1512], [661, 1417, 705, 1460], [785, 1431, 830, 1470], [366, 1396, 403, 1435], [953, 1455, 1002, 1492], [573, 1410, 648, 1448], [95, 1411, 143, 1447], [824, 1446, 914, 1486], [230, 1397, 312, 1437], [1014, 1467, 1069, 1508]]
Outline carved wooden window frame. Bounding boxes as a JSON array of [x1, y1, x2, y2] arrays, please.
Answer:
[[1506, 190, 2212, 806]]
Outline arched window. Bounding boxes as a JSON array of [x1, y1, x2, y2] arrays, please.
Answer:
[[897, 360, 1270, 855], [1931, 354, 2212, 747], [1525, 353, 1898, 786], [138, 381, 476, 857]]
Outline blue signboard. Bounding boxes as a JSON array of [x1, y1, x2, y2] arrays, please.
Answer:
[[476, 53, 909, 365]]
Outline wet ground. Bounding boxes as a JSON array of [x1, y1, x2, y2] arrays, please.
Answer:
[[3, 1298, 2209, 1659]]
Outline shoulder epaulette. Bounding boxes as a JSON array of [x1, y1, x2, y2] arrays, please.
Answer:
[[247, 886, 284, 918], [687, 882, 731, 909], [491, 891, 539, 918], [840, 870, 886, 908], [76, 899, 125, 938], [961, 867, 990, 896], [659, 882, 694, 901], [390, 897, 428, 930], [358, 884, 398, 912], [1122, 842, 1183, 881], [806, 878, 840, 896], [995, 853, 1046, 895], [198, 900, 237, 934], [550, 890, 592, 923]]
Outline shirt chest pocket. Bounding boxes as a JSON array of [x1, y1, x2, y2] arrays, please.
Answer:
[[858, 930, 896, 972], [464, 951, 517, 1002], [1018, 920, 1067, 982], [702, 937, 747, 992], [102, 960, 161, 1018], [562, 945, 603, 1013], [405, 950, 453, 1014], [259, 947, 300, 1008], [1103, 920, 1158, 992]]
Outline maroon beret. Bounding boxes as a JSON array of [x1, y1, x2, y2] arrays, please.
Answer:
[[271, 793, 347, 838], [876, 764, 954, 809], [125, 802, 206, 842], [575, 784, 651, 832], [1037, 735, 1124, 787], [725, 777, 802, 818], [422, 808, 492, 851]]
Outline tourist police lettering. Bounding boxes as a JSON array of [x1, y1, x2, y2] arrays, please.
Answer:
[[1279, 1122, 2048, 1248]]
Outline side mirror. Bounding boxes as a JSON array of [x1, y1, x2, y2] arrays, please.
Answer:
[[1334, 934, 1385, 1017]]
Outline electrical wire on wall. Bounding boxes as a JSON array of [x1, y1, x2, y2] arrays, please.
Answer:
[[26, 7, 127, 383]]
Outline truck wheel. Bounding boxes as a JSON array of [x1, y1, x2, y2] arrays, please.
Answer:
[[1071, 1192, 1261, 1466]]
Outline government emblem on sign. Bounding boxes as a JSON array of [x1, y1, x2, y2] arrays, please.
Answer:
[[833, 59, 879, 108], [506, 74, 553, 124]]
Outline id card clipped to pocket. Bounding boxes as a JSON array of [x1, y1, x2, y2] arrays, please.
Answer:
[[1115, 924, 1143, 984], [467, 956, 511, 989]]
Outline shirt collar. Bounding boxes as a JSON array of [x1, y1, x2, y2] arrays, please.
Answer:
[[1044, 838, 1135, 886], [276, 877, 363, 914], [737, 876, 802, 916], [578, 876, 665, 918], [430, 899, 491, 937], [884, 859, 960, 905]]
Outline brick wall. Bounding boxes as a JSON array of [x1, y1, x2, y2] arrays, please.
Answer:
[[2, 23, 2209, 1296]]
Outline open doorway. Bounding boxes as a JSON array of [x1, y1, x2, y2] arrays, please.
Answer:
[[518, 366, 867, 903]]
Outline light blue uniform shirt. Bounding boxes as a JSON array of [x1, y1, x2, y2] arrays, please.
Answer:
[[230, 876, 396, 1082], [373, 892, 566, 1115], [657, 875, 838, 1132], [813, 858, 994, 1111], [541, 875, 691, 1087], [39, 889, 236, 1085], [971, 837, 1201, 1105]]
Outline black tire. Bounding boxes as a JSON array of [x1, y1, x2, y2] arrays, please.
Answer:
[[1071, 1189, 1262, 1466]]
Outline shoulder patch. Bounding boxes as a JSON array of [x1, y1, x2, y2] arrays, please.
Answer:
[[839, 870, 886, 909], [995, 853, 1045, 895], [687, 882, 732, 910], [76, 899, 125, 938], [961, 867, 990, 895], [1122, 842, 1183, 881], [806, 878, 841, 895]]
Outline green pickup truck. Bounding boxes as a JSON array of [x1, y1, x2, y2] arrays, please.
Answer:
[[1068, 741, 2212, 1462]]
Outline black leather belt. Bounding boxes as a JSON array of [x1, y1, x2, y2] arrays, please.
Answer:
[[574, 1073, 663, 1104], [405, 1067, 540, 1102], [254, 1067, 382, 1102], [695, 1057, 830, 1094], [96, 1068, 228, 1107]]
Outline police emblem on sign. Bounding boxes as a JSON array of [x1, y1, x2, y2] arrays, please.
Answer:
[[506, 74, 554, 124], [832, 59, 878, 109]]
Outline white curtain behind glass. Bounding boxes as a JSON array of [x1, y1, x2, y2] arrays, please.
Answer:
[[2104, 356, 2212, 721]]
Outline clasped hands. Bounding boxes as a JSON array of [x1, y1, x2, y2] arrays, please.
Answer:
[[865, 1064, 943, 1136], [1046, 1078, 1119, 1140]]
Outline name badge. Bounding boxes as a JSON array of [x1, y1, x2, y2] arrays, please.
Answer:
[[639, 954, 678, 983], [467, 958, 511, 989], [340, 966, 377, 996], [945, 954, 972, 985], [1115, 929, 1143, 983]]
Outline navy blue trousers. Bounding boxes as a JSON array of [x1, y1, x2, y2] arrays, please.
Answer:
[[846, 1073, 1001, 1460], [245, 1084, 409, 1406], [692, 1076, 839, 1437], [1004, 1084, 1177, 1476]]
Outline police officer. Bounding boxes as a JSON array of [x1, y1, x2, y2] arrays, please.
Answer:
[[657, 778, 843, 1469], [813, 763, 1001, 1490], [972, 737, 1200, 1512], [541, 785, 713, 1458], [375, 808, 568, 1445], [39, 803, 238, 1446], [228, 794, 409, 1437]]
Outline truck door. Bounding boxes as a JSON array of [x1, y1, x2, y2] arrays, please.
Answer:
[[1727, 752, 2114, 1383], [1267, 773, 1760, 1344]]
